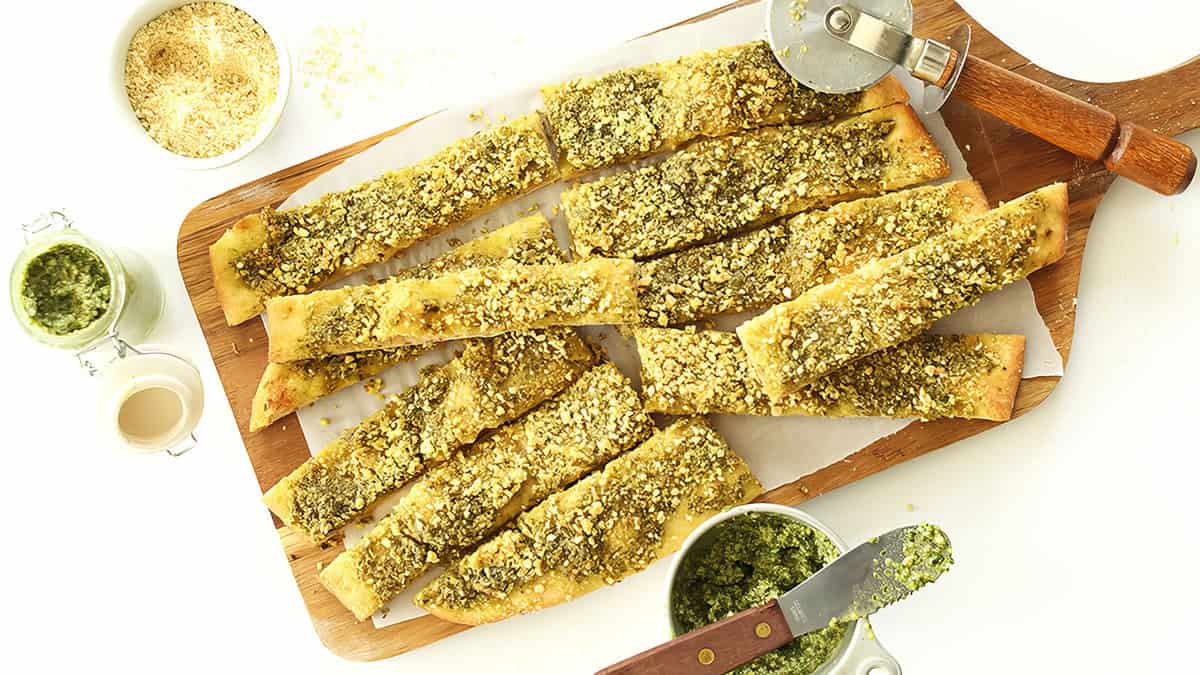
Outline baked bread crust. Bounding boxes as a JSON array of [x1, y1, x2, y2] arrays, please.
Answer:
[[211, 114, 559, 325], [637, 327, 1025, 421], [562, 103, 949, 260], [637, 180, 989, 326], [265, 259, 640, 362], [248, 214, 564, 431], [415, 418, 762, 625], [541, 40, 909, 176], [738, 183, 1068, 399], [320, 362, 654, 620], [262, 329, 597, 542]]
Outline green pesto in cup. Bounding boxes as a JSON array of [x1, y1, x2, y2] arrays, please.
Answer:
[[670, 512, 846, 675]]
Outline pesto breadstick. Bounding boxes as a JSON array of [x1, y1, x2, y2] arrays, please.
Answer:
[[542, 40, 908, 176], [637, 180, 989, 326], [562, 103, 948, 260], [262, 329, 596, 542], [266, 258, 639, 362], [248, 214, 565, 432], [211, 114, 560, 325], [636, 327, 1025, 420], [319, 362, 655, 620], [415, 417, 762, 625], [738, 183, 1068, 400]]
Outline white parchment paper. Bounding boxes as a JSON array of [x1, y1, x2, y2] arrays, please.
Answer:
[[270, 3, 1065, 627]]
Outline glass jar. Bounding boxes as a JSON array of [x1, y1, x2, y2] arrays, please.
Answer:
[[10, 211, 164, 349], [11, 211, 197, 456]]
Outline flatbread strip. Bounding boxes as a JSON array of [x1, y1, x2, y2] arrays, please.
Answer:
[[266, 258, 640, 362], [636, 327, 1025, 421], [561, 102, 948, 260], [738, 183, 1068, 400], [416, 417, 762, 625], [541, 40, 908, 176], [262, 329, 596, 543], [320, 362, 655, 620], [637, 180, 989, 326], [248, 214, 564, 432], [211, 113, 560, 325]]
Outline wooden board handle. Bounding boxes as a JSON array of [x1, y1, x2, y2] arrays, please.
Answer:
[[595, 600, 794, 675], [949, 54, 1196, 195]]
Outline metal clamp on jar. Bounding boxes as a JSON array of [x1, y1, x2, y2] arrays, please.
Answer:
[[10, 210, 203, 456]]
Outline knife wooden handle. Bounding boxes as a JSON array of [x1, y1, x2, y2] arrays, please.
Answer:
[[944, 53, 1196, 196], [594, 600, 794, 675]]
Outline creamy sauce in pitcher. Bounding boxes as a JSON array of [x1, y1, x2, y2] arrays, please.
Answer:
[[117, 386, 184, 446]]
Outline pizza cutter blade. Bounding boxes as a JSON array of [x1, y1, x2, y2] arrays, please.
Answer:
[[766, 0, 913, 95], [763, 0, 1196, 195]]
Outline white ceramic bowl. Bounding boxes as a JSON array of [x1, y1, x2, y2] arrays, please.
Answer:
[[110, 0, 291, 170], [665, 503, 904, 675]]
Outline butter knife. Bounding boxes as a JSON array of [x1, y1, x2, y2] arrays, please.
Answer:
[[596, 525, 951, 675]]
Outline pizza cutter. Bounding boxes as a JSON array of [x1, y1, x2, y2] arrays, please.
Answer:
[[766, 0, 1196, 195]]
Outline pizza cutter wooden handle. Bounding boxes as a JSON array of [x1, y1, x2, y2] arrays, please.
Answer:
[[595, 600, 793, 675], [927, 51, 1196, 195]]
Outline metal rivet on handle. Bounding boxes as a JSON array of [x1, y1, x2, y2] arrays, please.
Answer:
[[755, 622, 772, 638], [697, 648, 715, 665]]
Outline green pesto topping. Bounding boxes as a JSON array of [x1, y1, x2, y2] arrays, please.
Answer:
[[788, 334, 1003, 419], [280, 216, 565, 385], [786, 181, 978, 290], [638, 222, 794, 327], [635, 182, 980, 328], [883, 523, 953, 594], [284, 329, 594, 541], [741, 192, 1052, 394], [233, 115, 558, 296], [343, 363, 653, 610], [416, 418, 758, 614], [563, 115, 895, 259], [843, 524, 954, 622], [638, 328, 1012, 421], [19, 243, 112, 336], [672, 513, 846, 675], [543, 41, 863, 173]]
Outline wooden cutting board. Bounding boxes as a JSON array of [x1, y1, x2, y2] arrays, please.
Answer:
[[175, 0, 1200, 661]]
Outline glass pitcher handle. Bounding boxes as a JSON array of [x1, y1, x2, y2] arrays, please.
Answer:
[[75, 331, 132, 376], [22, 210, 72, 243], [164, 432, 198, 457]]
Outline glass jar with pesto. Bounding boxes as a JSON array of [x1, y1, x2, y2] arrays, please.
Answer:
[[10, 211, 164, 349], [666, 504, 902, 675]]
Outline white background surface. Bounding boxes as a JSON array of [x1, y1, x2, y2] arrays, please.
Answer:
[[2, 1, 1197, 673]]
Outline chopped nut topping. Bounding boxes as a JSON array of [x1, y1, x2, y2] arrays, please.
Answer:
[[262, 329, 597, 542], [636, 327, 1024, 421], [542, 41, 878, 174], [233, 114, 559, 298], [636, 181, 986, 326], [249, 214, 566, 431], [415, 418, 762, 620], [638, 222, 792, 327], [320, 362, 654, 619], [563, 103, 946, 259], [738, 184, 1066, 399], [267, 259, 640, 361]]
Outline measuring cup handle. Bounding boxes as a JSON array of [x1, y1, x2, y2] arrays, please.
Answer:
[[164, 432, 198, 457], [838, 622, 902, 675]]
